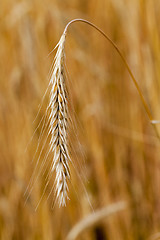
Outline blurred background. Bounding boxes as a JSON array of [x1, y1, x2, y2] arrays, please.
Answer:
[[1, 0, 160, 239]]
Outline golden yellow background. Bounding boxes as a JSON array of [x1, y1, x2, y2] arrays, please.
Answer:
[[0, 0, 160, 239]]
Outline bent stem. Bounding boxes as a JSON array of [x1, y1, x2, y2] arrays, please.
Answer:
[[63, 18, 160, 140], [66, 201, 127, 240]]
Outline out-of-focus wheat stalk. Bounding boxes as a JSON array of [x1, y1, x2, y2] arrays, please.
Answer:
[[66, 201, 127, 240], [149, 232, 160, 240]]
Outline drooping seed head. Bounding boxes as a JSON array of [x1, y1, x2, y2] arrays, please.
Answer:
[[48, 32, 71, 207]]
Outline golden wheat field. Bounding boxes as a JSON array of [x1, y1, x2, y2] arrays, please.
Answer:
[[1, 0, 160, 239]]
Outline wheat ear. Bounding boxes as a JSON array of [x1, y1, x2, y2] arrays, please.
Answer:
[[45, 18, 160, 207], [48, 32, 71, 207]]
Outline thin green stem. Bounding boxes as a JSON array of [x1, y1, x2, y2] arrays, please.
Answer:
[[64, 18, 160, 139]]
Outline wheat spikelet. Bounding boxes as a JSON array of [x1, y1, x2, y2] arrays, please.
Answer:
[[48, 32, 71, 207]]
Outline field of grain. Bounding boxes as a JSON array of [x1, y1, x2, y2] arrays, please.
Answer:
[[1, 0, 160, 239]]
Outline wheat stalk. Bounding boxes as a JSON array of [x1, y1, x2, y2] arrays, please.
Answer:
[[66, 201, 127, 240], [31, 18, 160, 208]]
